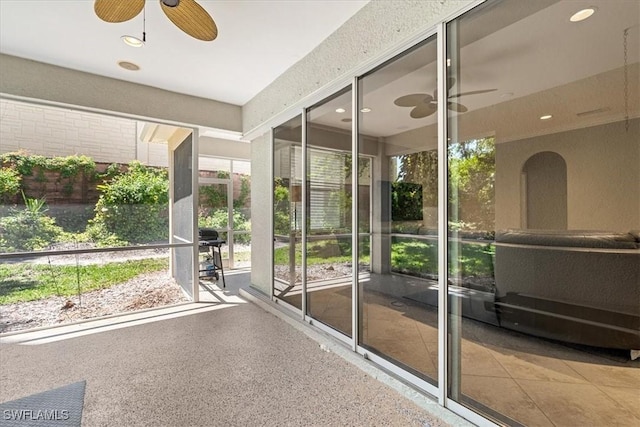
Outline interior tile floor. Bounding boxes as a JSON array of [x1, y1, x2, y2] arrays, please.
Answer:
[[281, 273, 640, 427]]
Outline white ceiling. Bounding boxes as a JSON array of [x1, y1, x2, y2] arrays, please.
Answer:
[[0, 0, 369, 106]]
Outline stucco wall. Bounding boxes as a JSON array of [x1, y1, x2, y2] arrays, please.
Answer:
[[495, 119, 640, 232], [250, 132, 272, 296], [199, 136, 250, 160], [0, 54, 242, 132]]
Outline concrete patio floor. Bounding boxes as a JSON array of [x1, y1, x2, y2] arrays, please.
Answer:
[[0, 271, 470, 427]]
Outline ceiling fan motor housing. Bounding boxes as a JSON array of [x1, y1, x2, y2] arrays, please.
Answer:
[[162, 0, 180, 7]]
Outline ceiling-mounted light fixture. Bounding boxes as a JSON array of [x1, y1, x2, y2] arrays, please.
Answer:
[[118, 60, 140, 71], [360, 107, 372, 113], [540, 114, 553, 120], [121, 35, 144, 47], [570, 8, 595, 22], [335, 108, 346, 113]]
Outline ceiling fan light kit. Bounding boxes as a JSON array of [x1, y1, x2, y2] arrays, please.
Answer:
[[121, 35, 144, 47], [94, 0, 217, 42]]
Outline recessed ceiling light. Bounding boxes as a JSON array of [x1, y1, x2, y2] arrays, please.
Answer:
[[360, 107, 372, 113], [118, 61, 140, 71], [540, 114, 553, 120], [341, 118, 352, 123], [121, 35, 144, 48], [446, 58, 451, 67], [570, 8, 595, 22], [335, 108, 346, 113]]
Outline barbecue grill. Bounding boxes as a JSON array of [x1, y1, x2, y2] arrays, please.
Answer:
[[198, 228, 226, 287]]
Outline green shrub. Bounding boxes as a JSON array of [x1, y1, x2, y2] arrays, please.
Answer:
[[0, 194, 63, 252], [88, 161, 169, 245], [0, 167, 21, 204]]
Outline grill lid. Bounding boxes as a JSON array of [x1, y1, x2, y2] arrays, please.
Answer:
[[199, 228, 219, 240]]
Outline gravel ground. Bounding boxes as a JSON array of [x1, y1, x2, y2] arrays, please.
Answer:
[[0, 270, 188, 334], [274, 262, 369, 283]]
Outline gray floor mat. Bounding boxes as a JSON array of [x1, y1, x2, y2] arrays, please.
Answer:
[[0, 381, 85, 427]]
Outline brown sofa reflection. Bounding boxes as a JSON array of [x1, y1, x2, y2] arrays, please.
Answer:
[[493, 229, 640, 352]]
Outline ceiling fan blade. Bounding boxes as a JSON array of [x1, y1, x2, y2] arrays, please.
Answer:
[[161, 0, 218, 41], [410, 103, 437, 119], [394, 93, 431, 107], [433, 78, 456, 100], [94, 0, 144, 23], [447, 77, 456, 91], [448, 88, 498, 99], [447, 102, 468, 113]]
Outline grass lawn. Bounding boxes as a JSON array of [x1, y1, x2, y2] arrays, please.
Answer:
[[274, 238, 371, 266], [0, 258, 169, 305], [391, 236, 494, 278], [273, 235, 493, 279]]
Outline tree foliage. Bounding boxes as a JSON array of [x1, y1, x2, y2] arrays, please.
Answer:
[[448, 137, 495, 231], [394, 137, 495, 232], [397, 149, 438, 209]]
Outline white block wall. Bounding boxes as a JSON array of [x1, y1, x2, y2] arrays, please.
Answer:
[[1, 98, 137, 164]]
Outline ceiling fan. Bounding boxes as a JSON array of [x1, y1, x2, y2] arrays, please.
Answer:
[[394, 77, 496, 119], [94, 0, 217, 41]]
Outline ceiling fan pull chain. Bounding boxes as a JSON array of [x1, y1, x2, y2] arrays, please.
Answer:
[[143, 2, 146, 43]]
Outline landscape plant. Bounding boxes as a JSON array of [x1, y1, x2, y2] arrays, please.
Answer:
[[0, 192, 63, 252], [0, 167, 21, 204], [0, 152, 98, 198], [87, 161, 169, 245]]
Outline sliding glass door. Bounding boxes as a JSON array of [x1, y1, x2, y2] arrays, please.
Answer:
[[357, 37, 440, 385], [446, 1, 639, 425], [273, 115, 303, 309], [305, 88, 354, 337]]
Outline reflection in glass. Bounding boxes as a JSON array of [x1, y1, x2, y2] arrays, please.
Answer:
[[306, 88, 353, 336], [447, 1, 639, 425], [357, 37, 439, 383], [273, 115, 303, 308]]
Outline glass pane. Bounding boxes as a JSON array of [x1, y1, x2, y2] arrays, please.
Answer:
[[447, 1, 640, 425], [357, 36, 439, 384], [273, 115, 303, 307], [232, 232, 251, 268], [306, 88, 353, 337], [232, 160, 251, 268], [199, 182, 230, 229]]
